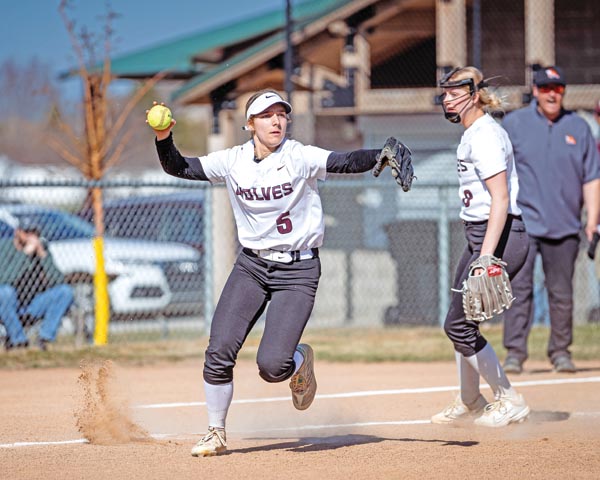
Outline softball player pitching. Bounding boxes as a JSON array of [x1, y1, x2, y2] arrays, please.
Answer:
[[149, 89, 411, 456], [432, 67, 530, 427]]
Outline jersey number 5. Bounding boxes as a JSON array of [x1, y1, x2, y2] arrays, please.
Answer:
[[276, 211, 293, 234]]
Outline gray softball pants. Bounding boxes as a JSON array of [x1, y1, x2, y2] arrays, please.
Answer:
[[444, 216, 530, 357], [203, 249, 321, 385], [502, 234, 579, 363]]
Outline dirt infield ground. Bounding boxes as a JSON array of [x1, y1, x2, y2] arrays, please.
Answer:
[[1, 359, 600, 480]]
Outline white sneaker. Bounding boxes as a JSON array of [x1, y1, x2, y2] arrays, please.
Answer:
[[191, 427, 227, 457], [289, 344, 317, 410], [431, 394, 487, 424], [474, 394, 530, 427]]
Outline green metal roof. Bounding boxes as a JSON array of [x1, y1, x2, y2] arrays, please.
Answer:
[[172, 31, 284, 101], [110, 0, 354, 77], [172, 0, 365, 102]]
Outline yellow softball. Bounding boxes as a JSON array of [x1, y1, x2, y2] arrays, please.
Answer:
[[147, 104, 173, 130]]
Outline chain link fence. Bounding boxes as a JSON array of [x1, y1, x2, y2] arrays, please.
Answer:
[[1, 176, 599, 349], [0, 180, 210, 347]]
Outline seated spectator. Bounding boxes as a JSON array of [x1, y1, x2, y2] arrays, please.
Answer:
[[0, 220, 74, 350]]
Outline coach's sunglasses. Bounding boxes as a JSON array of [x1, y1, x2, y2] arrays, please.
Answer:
[[537, 84, 565, 94]]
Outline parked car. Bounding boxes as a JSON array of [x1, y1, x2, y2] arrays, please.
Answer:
[[79, 191, 206, 315], [0, 204, 203, 319], [80, 191, 205, 253]]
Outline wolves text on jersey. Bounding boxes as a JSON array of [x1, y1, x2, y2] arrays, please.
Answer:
[[235, 182, 293, 201]]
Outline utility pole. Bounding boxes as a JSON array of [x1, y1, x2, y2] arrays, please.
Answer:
[[284, 0, 294, 104]]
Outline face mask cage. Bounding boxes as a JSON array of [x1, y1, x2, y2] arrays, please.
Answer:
[[437, 68, 488, 123]]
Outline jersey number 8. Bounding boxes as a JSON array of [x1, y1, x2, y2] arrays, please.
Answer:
[[462, 189, 474, 208]]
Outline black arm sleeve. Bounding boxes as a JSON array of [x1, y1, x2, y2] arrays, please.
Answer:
[[326, 149, 379, 174], [155, 133, 209, 181]]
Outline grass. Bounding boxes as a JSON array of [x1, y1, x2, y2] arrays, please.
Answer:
[[2, 324, 600, 369]]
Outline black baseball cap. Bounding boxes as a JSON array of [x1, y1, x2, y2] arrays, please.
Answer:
[[533, 66, 566, 86]]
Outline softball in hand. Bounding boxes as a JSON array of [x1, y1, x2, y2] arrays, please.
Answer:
[[147, 104, 173, 130]]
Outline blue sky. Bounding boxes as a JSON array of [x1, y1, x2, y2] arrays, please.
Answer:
[[4, 0, 287, 85]]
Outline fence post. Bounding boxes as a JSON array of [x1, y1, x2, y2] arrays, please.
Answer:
[[203, 188, 214, 335], [92, 235, 110, 345], [438, 186, 450, 326]]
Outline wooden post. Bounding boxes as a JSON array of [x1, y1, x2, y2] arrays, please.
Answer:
[[436, 0, 467, 72]]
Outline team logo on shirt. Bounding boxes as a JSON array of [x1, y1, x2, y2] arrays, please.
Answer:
[[565, 134, 576, 145], [235, 182, 293, 201]]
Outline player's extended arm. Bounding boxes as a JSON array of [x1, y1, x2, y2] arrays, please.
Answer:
[[155, 133, 209, 181], [326, 150, 379, 173]]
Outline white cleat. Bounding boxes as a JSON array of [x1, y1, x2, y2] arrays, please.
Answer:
[[191, 427, 227, 457], [431, 394, 487, 424], [474, 394, 530, 427]]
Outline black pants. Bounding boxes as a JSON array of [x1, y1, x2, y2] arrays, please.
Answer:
[[203, 249, 321, 385], [444, 216, 529, 357], [502, 234, 579, 363]]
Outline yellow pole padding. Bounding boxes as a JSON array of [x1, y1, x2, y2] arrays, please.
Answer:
[[92, 236, 111, 345]]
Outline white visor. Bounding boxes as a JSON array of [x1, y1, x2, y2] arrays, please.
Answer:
[[246, 92, 292, 120]]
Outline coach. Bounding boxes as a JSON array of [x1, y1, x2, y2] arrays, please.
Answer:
[[501, 66, 600, 374]]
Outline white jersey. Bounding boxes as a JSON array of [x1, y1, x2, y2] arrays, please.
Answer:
[[199, 138, 330, 251], [456, 113, 521, 222]]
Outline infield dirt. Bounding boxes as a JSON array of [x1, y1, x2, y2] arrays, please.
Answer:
[[1, 359, 599, 479]]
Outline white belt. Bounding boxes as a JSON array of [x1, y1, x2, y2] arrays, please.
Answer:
[[250, 249, 316, 263]]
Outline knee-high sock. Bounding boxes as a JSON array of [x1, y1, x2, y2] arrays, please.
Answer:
[[463, 343, 516, 400], [293, 349, 304, 375], [204, 381, 233, 429], [455, 351, 482, 406]]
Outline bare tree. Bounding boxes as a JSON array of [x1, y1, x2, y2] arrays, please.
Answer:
[[48, 0, 166, 234], [47, 0, 167, 343]]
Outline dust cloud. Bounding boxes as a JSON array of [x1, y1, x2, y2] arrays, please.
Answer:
[[74, 359, 155, 445]]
